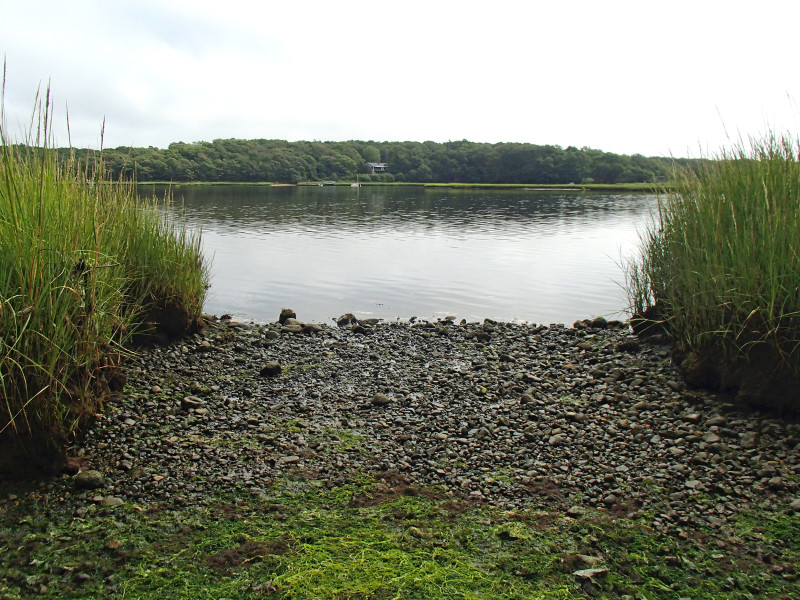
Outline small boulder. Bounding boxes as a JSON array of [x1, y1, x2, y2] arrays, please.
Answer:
[[589, 316, 608, 329], [337, 313, 358, 328], [279, 308, 296, 324], [281, 318, 304, 333], [260, 362, 282, 377], [370, 393, 393, 406], [74, 470, 105, 490], [740, 431, 759, 449], [181, 396, 204, 410]]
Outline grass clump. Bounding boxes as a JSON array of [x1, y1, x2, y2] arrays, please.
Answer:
[[627, 132, 800, 409], [0, 84, 209, 472]]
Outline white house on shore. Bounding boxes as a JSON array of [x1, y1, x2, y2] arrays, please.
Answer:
[[367, 162, 388, 174]]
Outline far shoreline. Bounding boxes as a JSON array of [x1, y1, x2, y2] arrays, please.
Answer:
[[136, 181, 665, 192]]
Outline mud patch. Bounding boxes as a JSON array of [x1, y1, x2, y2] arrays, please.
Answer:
[[349, 473, 443, 508], [206, 538, 292, 573]]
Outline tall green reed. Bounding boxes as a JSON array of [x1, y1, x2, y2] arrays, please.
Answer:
[[0, 83, 208, 458], [627, 132, 800, 372]]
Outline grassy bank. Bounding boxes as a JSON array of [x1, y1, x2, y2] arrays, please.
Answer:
[[627, 132, 800, 408], [0, 91, 209, 469]]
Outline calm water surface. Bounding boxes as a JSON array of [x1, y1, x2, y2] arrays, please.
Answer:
[[146, 185, 656, 325]]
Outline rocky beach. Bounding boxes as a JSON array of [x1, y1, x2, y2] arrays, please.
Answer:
[[74, 313, 800, 518], [2, 312, 800, 598]]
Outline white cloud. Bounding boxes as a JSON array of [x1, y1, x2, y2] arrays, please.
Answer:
[[2, 0, 799, 156]]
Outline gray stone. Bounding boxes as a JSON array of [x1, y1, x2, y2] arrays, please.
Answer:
[[573, 567, 608, 579], [371, 393, 393, 406], [768, 476, 785, 490], [260, 362, 282, 377], [740, 431, 759, 449], [589, 317, 608, 329], [337, 313, 357, 327], [181, 396, 204, 409], [566, 506, 583, 517], [279, 308, 296, 324], [74, 470, 105, 489]]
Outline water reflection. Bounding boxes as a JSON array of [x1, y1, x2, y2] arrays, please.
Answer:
[[140, 184, 656, 324]]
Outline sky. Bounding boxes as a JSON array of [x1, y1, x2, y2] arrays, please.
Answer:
[[2, 0, 799, 158]]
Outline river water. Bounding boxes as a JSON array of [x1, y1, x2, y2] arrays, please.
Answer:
[[143, 184, 657, 325]]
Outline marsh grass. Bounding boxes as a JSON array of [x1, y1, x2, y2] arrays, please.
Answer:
[[627, 132, 800, 383], [0, 83, 208, 465]]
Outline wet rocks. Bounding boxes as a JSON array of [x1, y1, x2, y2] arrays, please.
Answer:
[[18, 311, 795, 543]]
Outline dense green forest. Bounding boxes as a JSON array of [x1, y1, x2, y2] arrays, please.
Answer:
[[59, 139, 699, 184]]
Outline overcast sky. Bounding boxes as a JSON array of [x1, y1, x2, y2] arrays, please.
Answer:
[[2, 0, 798, 157]]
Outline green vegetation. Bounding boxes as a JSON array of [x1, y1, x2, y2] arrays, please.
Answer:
[[58, 139, 702, 185], [1, 475, 797, 599], [627, 132, 800, 404], [0, 88, 209, 469]]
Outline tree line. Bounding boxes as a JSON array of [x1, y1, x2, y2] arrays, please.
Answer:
[[58, 139, 700, 184]]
